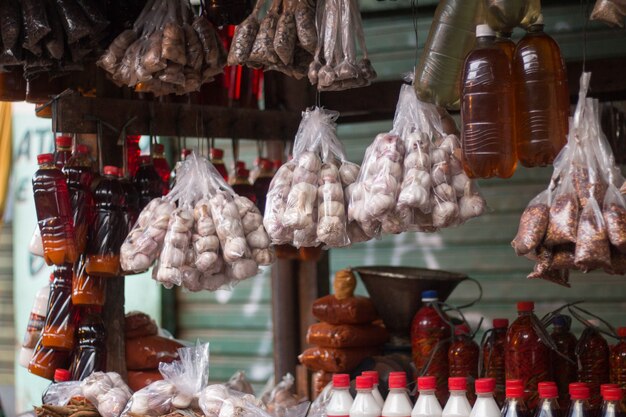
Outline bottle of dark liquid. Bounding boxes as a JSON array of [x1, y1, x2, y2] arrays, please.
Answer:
[[232, 167, 257, 203], [610, 328, 626, 390], [69, 311, 106, 381], [411, 290, 451, 404], [577, 324, 610, 415], [536, 382, 562, 417], [54, 136, 73, 169], [210, 148, 229, 182], [28, 339, 69, 380], [567, 383, 591, 417], [42, 264, 76, 351], [63, 144, 95, 254], [85, 166, 125, 277], [33, 153, 78, 266], [253, 158, 274, 214], [483, 318, 509, 406], [502, 380, 530, 417], [152, 144, 171, 195], [118, 170, 140, 233], [126, 135, 141, 177], [599, 386, 623, 417], [449, 324, 480, 404], [551, 315, 578, 409], [133, 156, 164, 210], [72, 256, 106, 307]]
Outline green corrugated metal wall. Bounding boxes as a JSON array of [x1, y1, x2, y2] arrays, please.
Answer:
[[0, 225, 14, 384]]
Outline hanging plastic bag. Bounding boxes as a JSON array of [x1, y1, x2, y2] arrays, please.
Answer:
[[227, 0, 265, 66], [544, 175, 579, 246], [225, 371, 255, 395], [511, 190, 550, 256], [591, 0, 626, 28], [295, 0, 317, 54], [274, 0, 297, 66]]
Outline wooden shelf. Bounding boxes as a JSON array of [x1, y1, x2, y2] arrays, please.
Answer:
[[51, 93, 302, 140]]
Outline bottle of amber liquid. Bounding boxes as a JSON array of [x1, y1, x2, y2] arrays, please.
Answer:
[[33, 153, 78, 266], [609, 327, 626, 389], [85, 166, 125, 277], [69, 310, 106, 381], [63, 145, 95, 255], [449, 324, 480, 404], [482, 318, 509, 406], [495, 32, 516, 61], [577, 323, 610, 415], [551, 315, 578, 410], [28, 339, 69, 381], [461, 24, 517, 179], [133, 156, 164, 210], [42, 264, 76, 351], [72, 256, 106, 307], [513, 15, 569, 167]]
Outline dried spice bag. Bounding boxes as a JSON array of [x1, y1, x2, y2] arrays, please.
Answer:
[[511, 191, 550, 256], [544, 176, 579, 247], [274, 0, 297, 66], [295, 0, 317, 54], [227, 0, 264, 66], [603, 185, 626, 253], [591, 0, 626, 28]]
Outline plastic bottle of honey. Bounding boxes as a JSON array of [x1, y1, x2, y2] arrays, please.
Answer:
[[54, 136, 73, 169], [19, 277, 52, 368], [567, 384, 591, 417], [210, 148, 229, 182], [63, 144, 95, 254], [72, 256, 106, 307], [609, 328, 626, 390], [42, 264, 76, 351], [482, 318, 509, 406], [85, 166, 125, 277], [383, 373, 414, 417], [351, 376, 382, 417], [412, 376, 443, 417], [69, 311, 107, 381], [577, 323, 610, 414], [513, 15, 569, 167], [449, 324, 479, 404], [33, 153, 78, 266], [506, 301, 551, 409], [328, 374, 354, 417], [461, 24, 517, 179], [443, 377, 472, 417], [152, 144, 171, 194], [535, 382, 561, 417], [133, 156, 164, 211], [362, 371, 384, 407], [551, 315, 578, 409]]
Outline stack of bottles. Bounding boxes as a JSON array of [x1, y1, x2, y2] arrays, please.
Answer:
[[460, 16, 569, 179], [324, 374, 625, 417]]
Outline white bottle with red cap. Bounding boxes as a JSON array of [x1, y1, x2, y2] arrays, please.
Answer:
[[469, 379, 500, 417], [412, 376, 442, 417], [443, 377, 472, 417], [383, 373, 414, 417], [328, 374, 354, 417], [363, 371, 384, 407], [351, 376, 383, 417]]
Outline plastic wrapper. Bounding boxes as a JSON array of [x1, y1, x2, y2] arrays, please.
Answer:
[[54, 0, 92, 44], [484, 0, 530, 32], [299, 346, 381, 372], [128, 370, 165, 392], [235, 196, 275, 266], [81, 372, 133, 417], [306, 322, 389, 348], [603, 185, 626, 253], [21, 0, 52, 52], [75, 0, 109, 33], [225, 371, 255, 395], [42, 381, 82, 405], [295, 0, 317, 54], [274, 1, 297, 66], [591, 0, 626, 28], [264, 162, 296, 244], [154, 207, 195, 288], [574, 198, 611, 272], [312, 294, 379, 325], [545, 177, 579, 246], [248, 0, 280, 67], [0, 0, 21, 51], [198, 385, 269, 417], [126, 336, 184, 370], [263, 374, 303, 417], [511, 190, 549, 256], [227, 1, 263, 66]]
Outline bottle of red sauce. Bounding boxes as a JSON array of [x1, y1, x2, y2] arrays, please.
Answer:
[[63, 144, 95, 254], [253, 158, 274, 214], [551, 315, 578, 409], [126, 135, 141, 177], [54, 136, 73, 169], [133, 156, 164, 210], [577, 322, 610, 415], [411, 290, 451, 404], [72, 256, 106, 307], [69, 310, 107, 381], [152, 144, 171, 194], [449, 324, 479, 404], [210, 148, 229, 182], [42, 264, 76, 351], [610, 327, 626, 390], [232, 167, 257, 203], [482, 318, 509, 406]]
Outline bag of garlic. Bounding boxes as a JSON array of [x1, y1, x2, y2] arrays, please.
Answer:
[[122, 343, 211, 417], [82, 372, 133, 417]]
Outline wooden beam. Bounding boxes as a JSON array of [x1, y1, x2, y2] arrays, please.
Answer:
[[51, 93, 302, 140], [271, 259, 299, 380], [103, 276, 126, 378]]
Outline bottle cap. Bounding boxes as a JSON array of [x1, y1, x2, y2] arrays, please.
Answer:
[[553, 315, 569, 328], [448, 377, 467, 391], [476, 24, 496, 38], [260, 159, 273, 171], [538, 382, 558, 399], [389, 374, 407, 389], [54, 369, 71, 382], [37, 153, 54, 164], [103, 166, 119, 176], [617, 327, 626, 337], [475, 378, 496, 394], [601, 384, 620, 398], [154, 143, 165, 154], [421, 290, 438, 301], [493, 318, 509, 328], [602, 387, 623, 401], [506, 381, 524, 398], [569, 383, 590, 400], [235, 160, 246, 170], [55, 135, 72, 148], [76, 144, 90, 154], [455, 324, 471, 336], [181, 148, 192, 158], [362, 371, 379, 385], [210, 148, 224, 160], [238, 168, 250, 178], [517, 301, 534, 312], [332, 374, 350, 388], [356, 376, 373, 390], [507, 379, 524, 388], [139, 155, 152, 165], [418, 376, 437, 391]]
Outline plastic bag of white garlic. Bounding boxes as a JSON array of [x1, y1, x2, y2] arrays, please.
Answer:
[[264, 107, 361, 248], [348, 82, 486, 239], [121, 152, 274, 292], [82, 372, 133, 417]]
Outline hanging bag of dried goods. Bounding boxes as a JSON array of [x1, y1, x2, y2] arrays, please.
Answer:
[[591, 0, 626, 28], [295, 0, 316, 54], [511, 190, 550, 256], [274, 0, 297, 66], [249, 0, 281, 68], [227, 0, 265, 66]]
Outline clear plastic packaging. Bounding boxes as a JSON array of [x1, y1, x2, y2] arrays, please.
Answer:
[[82, 372, 133, 417]]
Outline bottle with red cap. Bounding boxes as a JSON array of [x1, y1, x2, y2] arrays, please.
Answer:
[[152, 144, 171, 193], [412, 376, 443, 417], [383, 373, 414, 417], [33, 153, 78, 266], [535, 382, 561, 417], [502, 380, 530, 417], [210, 148, 229, 182], [63, 144, 95, 254], [411, 290, 452, 404], [42, 264, 76, 351], [576, 322, 610, 414], [133, 155, 164, 210], [449, 324, 480, 404], [253, 158, 274, 213], [85, 166, 126, 277], [19, 277, 52, 368], [328, 374, 354, 417], [362, 371, 384, 407], [54, 136, 73, 169], [470, 379, 500, 417], [72, 255, 106, 307], [610, 327, 626, 390], [483, 318, 509, 406], [42, 368, 72, 403], [351, 375, 382, 417], [232, 166, 257, 203], [599, 386, 624, 417], [126, 135, 141, 177], [230, 160, 246, 185], [443, 377, 472, 417], [118, 170, 140, 233], [551, 315, 578, 409], [506, 301, 551, 408], [69, 310, 107, 381], [567, 383, 591, 417]]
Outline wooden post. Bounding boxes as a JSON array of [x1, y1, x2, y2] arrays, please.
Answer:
[[271, 258, 299, 380], [103, 276, 126, 377]]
